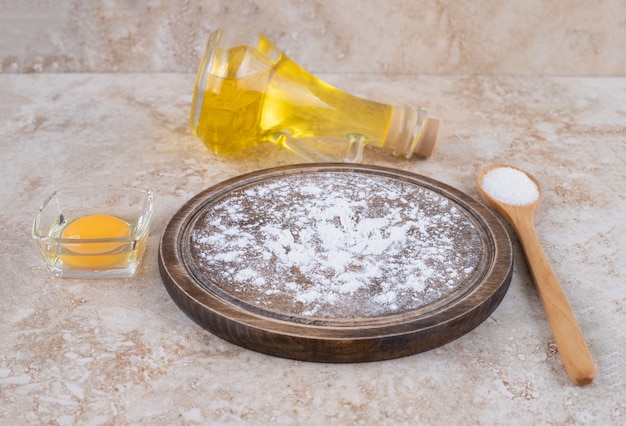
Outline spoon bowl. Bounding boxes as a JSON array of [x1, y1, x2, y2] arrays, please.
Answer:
[[477, 164, 595, 385], [477, 164, 541, 226]]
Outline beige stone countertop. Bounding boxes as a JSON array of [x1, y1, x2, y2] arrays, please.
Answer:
[[1, 73, 624, 424]]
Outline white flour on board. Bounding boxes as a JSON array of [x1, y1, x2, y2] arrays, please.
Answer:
[[190, 172, 483, 319]]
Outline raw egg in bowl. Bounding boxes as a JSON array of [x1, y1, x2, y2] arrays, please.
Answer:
[[32, 188, 153, 278]]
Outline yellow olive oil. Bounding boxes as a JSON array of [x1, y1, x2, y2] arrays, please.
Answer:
[[190, 38, 392, 157]]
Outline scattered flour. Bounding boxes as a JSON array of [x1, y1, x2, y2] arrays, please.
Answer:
[[190, 172, 483, 319]]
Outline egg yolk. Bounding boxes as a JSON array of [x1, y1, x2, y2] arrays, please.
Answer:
[[60, 214, 132, 269]]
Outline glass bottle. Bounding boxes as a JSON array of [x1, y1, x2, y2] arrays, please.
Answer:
[[190, 28, 440, 163]]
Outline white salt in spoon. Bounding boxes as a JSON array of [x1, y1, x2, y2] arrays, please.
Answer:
[[477, 164, 595, 385]]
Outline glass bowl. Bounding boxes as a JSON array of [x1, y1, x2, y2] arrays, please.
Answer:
[[32, 187, 153, 278]]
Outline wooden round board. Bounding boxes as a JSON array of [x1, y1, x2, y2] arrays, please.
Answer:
[[158, 164, 513, 362]]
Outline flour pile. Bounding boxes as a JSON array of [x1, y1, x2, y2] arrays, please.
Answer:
[[191, 173, 483, 319]]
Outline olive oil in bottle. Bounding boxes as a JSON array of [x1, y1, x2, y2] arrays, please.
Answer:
[[191, 29, 439, 163]]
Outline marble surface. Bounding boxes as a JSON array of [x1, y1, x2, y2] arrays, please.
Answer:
[[1, 72, 625, 424], [2, 0, 626, 76]]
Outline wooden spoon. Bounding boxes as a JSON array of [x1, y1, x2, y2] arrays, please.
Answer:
[[477, 164, 595, 385]]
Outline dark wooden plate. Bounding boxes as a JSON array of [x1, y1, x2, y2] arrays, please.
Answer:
[[158, 164, 513, 362]]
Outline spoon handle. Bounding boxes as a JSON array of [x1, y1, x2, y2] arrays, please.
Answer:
[[515, 217, 595, 385]]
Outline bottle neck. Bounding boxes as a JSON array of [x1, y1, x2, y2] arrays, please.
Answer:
[[384, 106, 440, 159]]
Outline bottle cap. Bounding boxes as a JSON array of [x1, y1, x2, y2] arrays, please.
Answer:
[[414, 118, 440, 158]]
